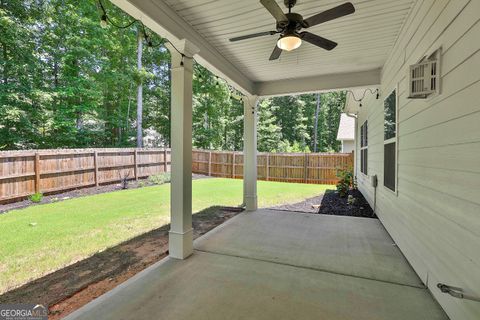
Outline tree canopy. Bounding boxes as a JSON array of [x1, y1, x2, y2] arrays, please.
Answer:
[[0, 0, 346, 152]]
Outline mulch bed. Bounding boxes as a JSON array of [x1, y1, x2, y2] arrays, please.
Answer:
[[318, 189, 376, 218], [271, 188, 376, 218], [0, 205, 243, 320]]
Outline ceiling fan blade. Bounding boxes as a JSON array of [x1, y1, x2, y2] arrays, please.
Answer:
[[230, 31, 277, 42], [269, 44, 282, 60], [304, 2, 355, 28], [300, 32, 337, 50], [260, 0, 288, 23]]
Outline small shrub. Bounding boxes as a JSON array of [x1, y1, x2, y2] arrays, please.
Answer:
[[117, 170, 131, 189], [336, 168, 353, 198], [137, 180, 146, 188], [29, 192, 43, 203], [347, 195, 357, 205], [148, 172, 171, 185]]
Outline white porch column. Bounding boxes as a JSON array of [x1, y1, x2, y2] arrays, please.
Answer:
[[243, 95, 259, 211], [166, 40, 199, 259]]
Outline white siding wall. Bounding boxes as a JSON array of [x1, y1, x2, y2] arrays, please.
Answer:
[[355, 1, 480, 319], [341, 140, 355, 153]]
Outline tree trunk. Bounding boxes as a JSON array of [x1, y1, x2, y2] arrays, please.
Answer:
[[136, 27, 143, 148], [2, 41, 7, 85], [125, 82, 133, 138], [313, 93, 321, 152]]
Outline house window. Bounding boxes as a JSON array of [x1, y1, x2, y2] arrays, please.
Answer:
[[384, 89, 397, 191], [360, 120, 368, 175]]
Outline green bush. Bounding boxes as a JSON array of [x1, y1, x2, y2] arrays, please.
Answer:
[[336, 168, 353, 198], [29, 193, 43, 203], [148, 172, 171, 185]]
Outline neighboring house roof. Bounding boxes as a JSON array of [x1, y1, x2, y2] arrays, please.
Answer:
[[336, 113, 355, 141]]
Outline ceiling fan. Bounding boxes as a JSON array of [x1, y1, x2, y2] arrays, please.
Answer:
[[229, 0, 355, 60]]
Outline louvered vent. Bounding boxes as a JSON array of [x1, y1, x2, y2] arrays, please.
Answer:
[[408, 49, 441, 99]]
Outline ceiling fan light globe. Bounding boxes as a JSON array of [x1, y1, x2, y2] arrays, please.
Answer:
[[277, 36, 302, 51]]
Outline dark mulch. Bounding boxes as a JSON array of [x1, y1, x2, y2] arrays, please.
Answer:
[[0, 174, 210, 214], [270, 188, 376, 219], [318, 189, 376, 218], [0, 205, 242, 320]]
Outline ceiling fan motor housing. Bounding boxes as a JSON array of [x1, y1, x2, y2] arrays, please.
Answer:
[[276, 12, 306, 33]]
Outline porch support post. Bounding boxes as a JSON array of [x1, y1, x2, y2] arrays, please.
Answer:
[[243, 94, 259, 211], [166, 39, 199, 259]]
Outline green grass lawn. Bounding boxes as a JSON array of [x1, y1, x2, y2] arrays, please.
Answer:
[[0, 178, 329, 294]]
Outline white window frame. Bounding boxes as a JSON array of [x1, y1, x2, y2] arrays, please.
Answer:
[[360, 120, 368, 176], [383, 86, 399, 195]]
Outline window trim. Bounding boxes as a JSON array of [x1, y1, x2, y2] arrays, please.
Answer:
[[360, 120, 368, 176], [383, 86, 399, 195]]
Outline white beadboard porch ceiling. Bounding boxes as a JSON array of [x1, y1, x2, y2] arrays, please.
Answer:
[[162, 0, 414, 83]]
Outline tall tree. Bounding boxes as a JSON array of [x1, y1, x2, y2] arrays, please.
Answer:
[[136, 25, 143, 147]]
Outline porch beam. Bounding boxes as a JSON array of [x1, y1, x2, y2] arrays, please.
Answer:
[[167, 39, 199, 260], [243, 95, 259, 211], [254, 69, 381, 97], [111, 0, 255, 95]]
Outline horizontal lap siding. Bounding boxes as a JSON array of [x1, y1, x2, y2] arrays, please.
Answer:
[[356, 1, 480, 319]]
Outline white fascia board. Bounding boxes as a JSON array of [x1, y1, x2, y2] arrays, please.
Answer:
[[255, 69, 381, 97], [111, 0, 255, 95]]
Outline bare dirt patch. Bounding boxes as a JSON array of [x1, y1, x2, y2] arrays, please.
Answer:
[[269, 195, 324, 213], [0, 205, 242, 319]]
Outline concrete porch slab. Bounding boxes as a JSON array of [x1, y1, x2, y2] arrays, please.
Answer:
[[65, 250, 447, 320], [65, 210, 448, 320], [195, 209, 423, 287]]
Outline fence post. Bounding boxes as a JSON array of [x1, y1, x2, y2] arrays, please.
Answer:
[[134, 149, 138, 181], [208, 151, 212, 176], [94, 151, 99, 186], [34, 152, 41, 194], [304, 153, 308, 184], [164, 149, 168, 172], [232, 151, 236, 178], [266, 153, 269, 181]]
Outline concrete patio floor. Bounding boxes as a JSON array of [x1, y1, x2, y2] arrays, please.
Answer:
[[65, 209, 448, 320]]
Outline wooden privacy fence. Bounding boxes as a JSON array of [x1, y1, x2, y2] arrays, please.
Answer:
[[0, 148, 352, 203], [192, 149, 353, 185], [0, 148, 170, 203]]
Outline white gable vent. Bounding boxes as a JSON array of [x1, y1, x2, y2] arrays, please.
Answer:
[[408, 49, 441, 99]]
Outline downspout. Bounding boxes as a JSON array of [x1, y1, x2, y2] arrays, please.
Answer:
[[344, 112, 357, 177]]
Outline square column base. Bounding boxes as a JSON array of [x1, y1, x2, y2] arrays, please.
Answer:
[[169, 228, 193, 259], [245, 195, 257, 212]]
